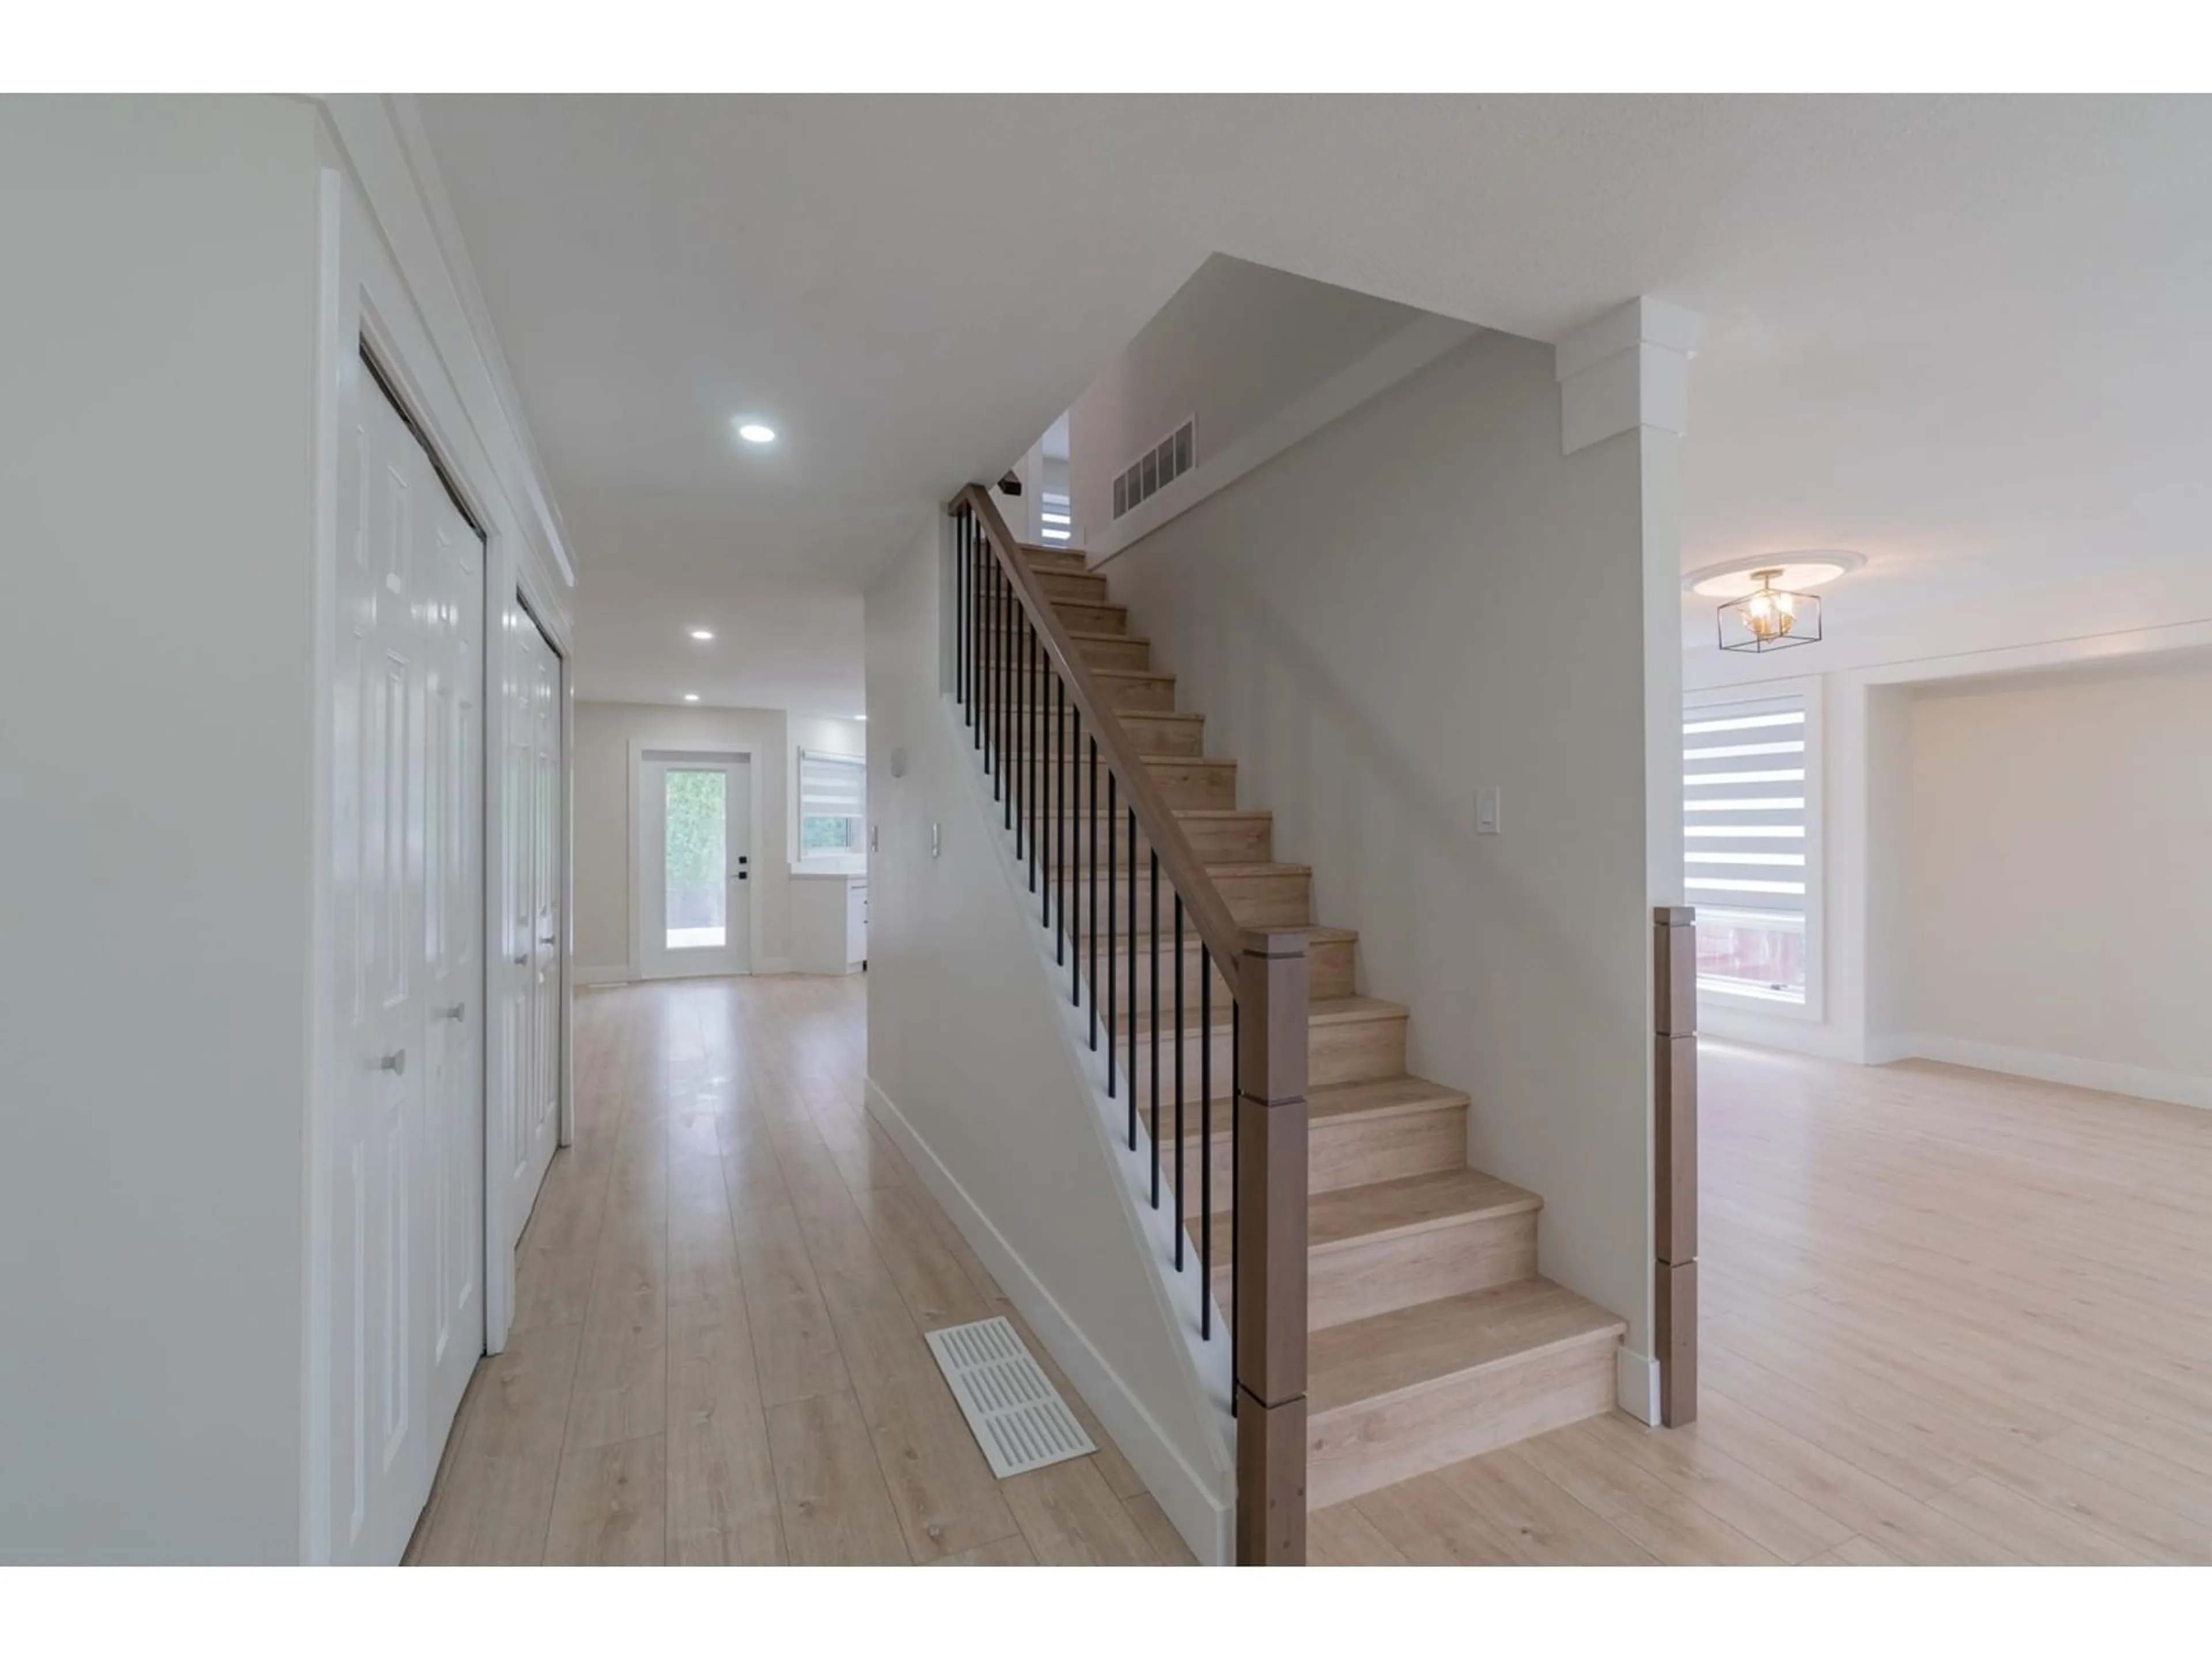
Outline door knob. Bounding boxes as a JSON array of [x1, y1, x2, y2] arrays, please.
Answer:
[[539, 934, 557, 945], [513, 952, 528, 965], [442, 1001, 467, 1022], [380, 1049, 407, 1076]]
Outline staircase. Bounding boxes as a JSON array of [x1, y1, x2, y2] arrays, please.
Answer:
[[1010, 537, 1627, 1515]]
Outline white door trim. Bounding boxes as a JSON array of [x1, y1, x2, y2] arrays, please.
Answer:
[[629, 740, 763, 979], [305, 113, 574, 1561]]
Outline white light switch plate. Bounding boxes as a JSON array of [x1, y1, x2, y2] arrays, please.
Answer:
[[1476, 786, 1501, 836]]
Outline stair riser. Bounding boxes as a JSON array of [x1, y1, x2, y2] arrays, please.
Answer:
[[1094, 931, 1351, 1020], [1055, 810, 1271, 865], [1305, 1335, 1619, 1509], [1021, 547, 1090, 575], [1122, 1013, 1407, 1105], [1048, 600, 1127, 636], [978, 633, 1149, 671], [1061, 867, 1310, 931], [1033, 570, 1109, 604], [1002, 712, 1204, 756], [1308, 1209, 1538, 1329], [1178, 1099, 1468, 1218], [1096, 675, 1177, 713], [1041, 758, 1233, 810]]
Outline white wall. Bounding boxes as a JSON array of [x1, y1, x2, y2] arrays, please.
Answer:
[[863, 519, 1236, 1559], [1905, 657, 2212, 1102], [1068, 253, 1430, 552], [0, 96, 325, 1563], [1105, 330, 1664, 1354], [572, 701, 792, 974]]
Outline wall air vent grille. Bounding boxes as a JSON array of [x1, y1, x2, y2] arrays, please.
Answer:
[[923, 1316, 1096, 1478], [1111, 416, 1196, 520]]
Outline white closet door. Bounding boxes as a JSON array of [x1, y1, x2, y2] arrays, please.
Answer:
[[329, 355, 485, 1564], [421, 467, 486, 1446], [501, 605, 561, 1250]]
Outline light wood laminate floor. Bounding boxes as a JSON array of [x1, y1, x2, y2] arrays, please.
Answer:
[[406, 974, 1192, 1566], [1315, 1039, 2212, 1565]]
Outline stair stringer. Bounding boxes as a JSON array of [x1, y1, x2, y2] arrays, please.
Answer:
[[861, 678, 1235, 1564]]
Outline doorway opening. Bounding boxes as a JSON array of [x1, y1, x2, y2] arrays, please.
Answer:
[[636, 748, 756, 978]]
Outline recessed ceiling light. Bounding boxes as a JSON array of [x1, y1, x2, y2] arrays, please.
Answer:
[[688, 627, 714, 641], [734, 421, 777, 445], [681, 692, 700, 702], [1685, 550, 1865, 599]]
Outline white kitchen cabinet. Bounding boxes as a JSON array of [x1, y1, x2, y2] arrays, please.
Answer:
[[790, 869, 868, 975]]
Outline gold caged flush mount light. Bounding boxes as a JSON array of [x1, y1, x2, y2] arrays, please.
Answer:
[[1685, 551, 1864, 654]]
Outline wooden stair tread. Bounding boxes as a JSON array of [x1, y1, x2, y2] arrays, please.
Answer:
[[1071, 859, 1305, 879], [1207, 1166, 1535, 1259], [1306, 1074, 1472, 1124], [1172, 1075, 1467, 1142], [1126, 993, 1403, 1041], [1306, 1279, 1625, 1416]]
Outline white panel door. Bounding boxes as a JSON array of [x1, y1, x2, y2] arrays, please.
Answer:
[[328, 354, 484, 1565], [639, 753, 753, 979], [502, 605, 561, 1248], [421, 461, 486, 1445]]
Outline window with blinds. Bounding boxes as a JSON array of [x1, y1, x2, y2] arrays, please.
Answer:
[[798, 749, 866, 858], [1683, 693, 1812, 1003]]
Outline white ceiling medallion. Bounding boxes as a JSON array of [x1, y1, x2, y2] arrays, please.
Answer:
[[1683, 550, 1865, 599]]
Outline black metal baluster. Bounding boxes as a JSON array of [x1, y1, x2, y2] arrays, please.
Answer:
[[1171, 897, 1183, 1216], [1068, 707, 1080, 1003], [1029, 624, 1041, 896], [955, 511, 966, 721], [1107, 771, 1118, 1104], [1016, 614, 1030, 863], [1088, 737, 1099, 1048], [1149, 850, 1160, 1179], [999, 566, 1013, 817], [1055, 676, 1066, 966], [1203, 946, 1221, 1309], [1204, 994, 1221, 1341], [1128, 805, 1138, 1188], [970, 520, 982, 746], [1214, 967, 1225, 1353]]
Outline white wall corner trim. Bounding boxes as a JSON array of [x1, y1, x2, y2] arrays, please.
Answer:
[[1088, 312, 1481, 567], [1616, 1346, 1662, 1425], [1555, 296, 1702, 455], [863, 1077, 1235, 1565]]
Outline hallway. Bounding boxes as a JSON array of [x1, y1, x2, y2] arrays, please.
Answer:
[[406, 975, 1193, 1565]]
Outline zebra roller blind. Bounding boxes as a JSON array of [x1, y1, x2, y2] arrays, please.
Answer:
[[1682, 694, 1810, 998], [798, 749, 865, 855]]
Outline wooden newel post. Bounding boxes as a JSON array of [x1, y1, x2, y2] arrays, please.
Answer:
[[1234, 926, 1309, 1565], [1654, 906, 1698, 1427]]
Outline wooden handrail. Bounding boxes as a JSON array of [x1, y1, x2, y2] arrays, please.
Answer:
[[950, 483, 1244, 1002]]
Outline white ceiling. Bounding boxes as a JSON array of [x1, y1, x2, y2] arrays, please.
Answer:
[[417, 95, 2212, 706]]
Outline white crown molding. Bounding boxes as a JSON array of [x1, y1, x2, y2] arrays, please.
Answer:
[[1556, 296, 1703, 456]]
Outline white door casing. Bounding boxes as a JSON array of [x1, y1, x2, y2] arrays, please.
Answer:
[[636, 750, 755, 979], [327, 354, 485, 1565]]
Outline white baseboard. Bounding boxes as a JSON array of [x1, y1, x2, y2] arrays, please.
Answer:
[[571, 964, 634, 987], [865, 1077, 1234, 1565], [1616, 1346, 1661, 1425], [1862, 1033, 1916, 1065], [1907, 1034, 2212, 1111], [756, 956, 796, 975]]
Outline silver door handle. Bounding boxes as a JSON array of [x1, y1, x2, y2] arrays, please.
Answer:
[[442, 1001, 467, 1021], [513, 953, 528, 965], [380, 1049, 407, 1076], [539, 934, 557, 945]]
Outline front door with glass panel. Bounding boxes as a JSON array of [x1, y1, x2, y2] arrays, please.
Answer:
[[639, 752, 752, 978]]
